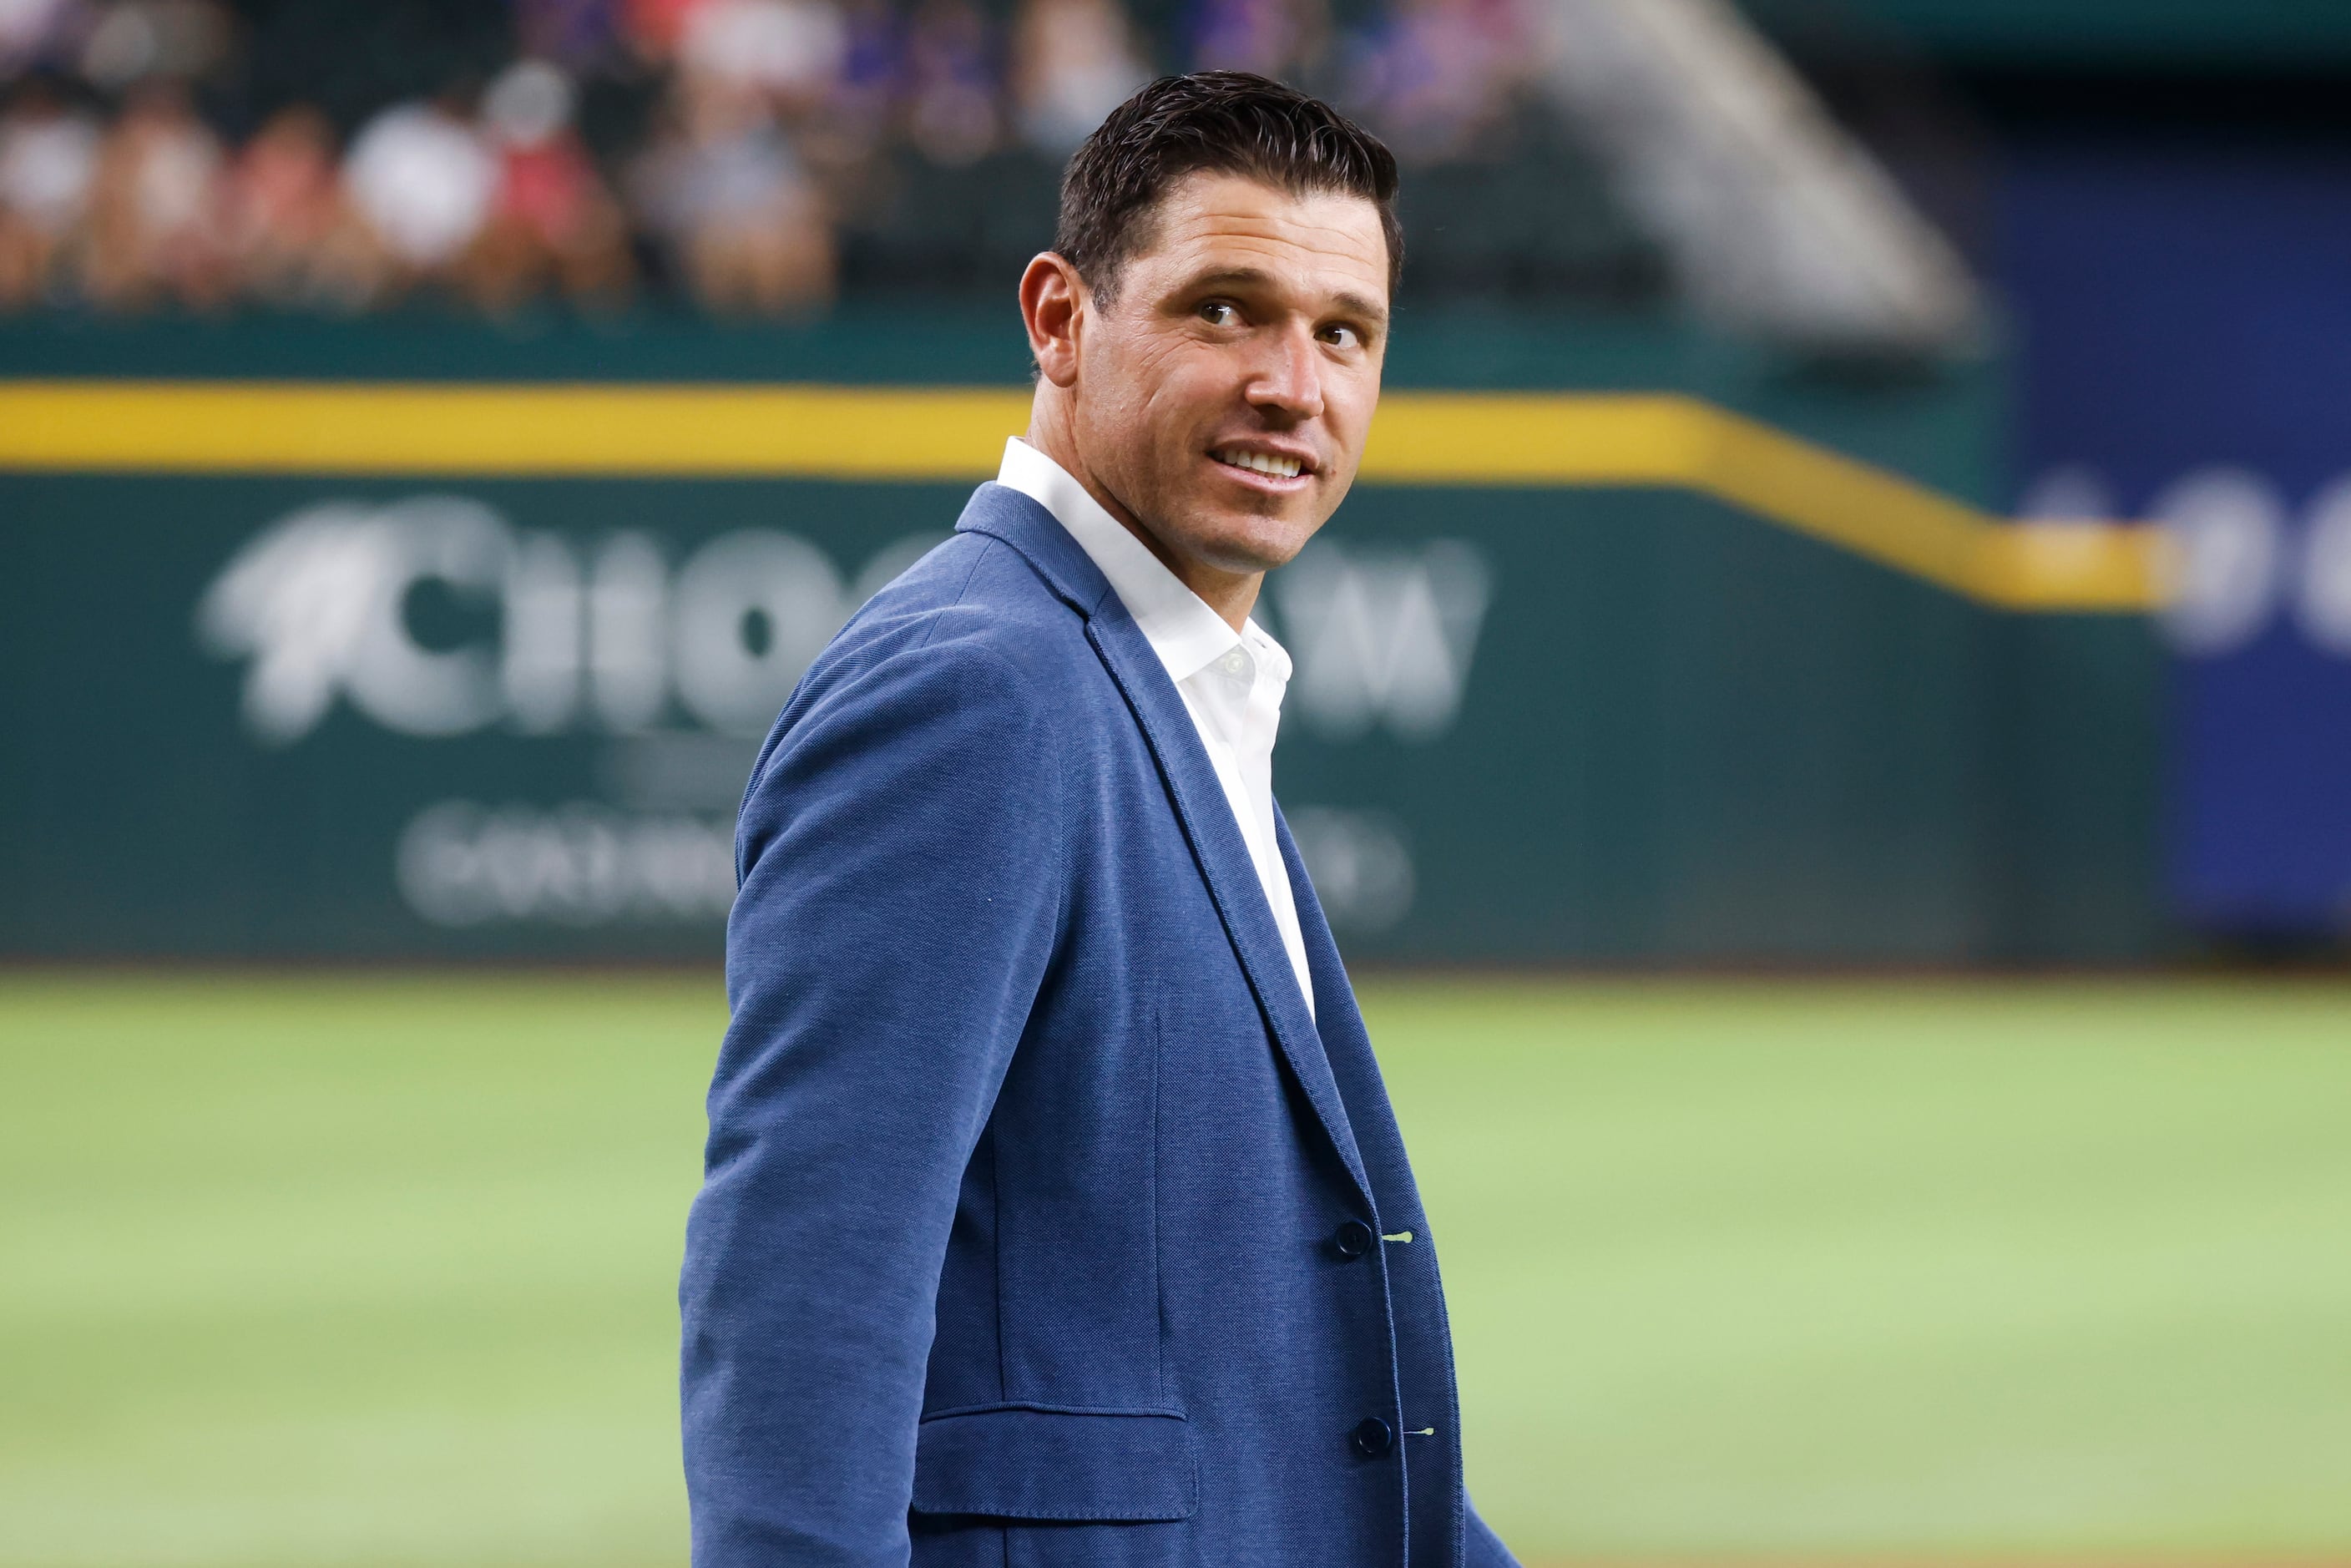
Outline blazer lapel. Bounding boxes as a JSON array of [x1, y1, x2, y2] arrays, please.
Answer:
[[957, 485, 1373, 1206], [1276, 803, 1467, 1566], [1275, 806, 1405, 1198]]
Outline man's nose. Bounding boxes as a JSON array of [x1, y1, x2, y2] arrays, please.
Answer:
[[1246, 324, 1324, 422]]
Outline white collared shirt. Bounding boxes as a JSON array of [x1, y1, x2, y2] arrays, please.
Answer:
[[996, 438, 1314, 1019]]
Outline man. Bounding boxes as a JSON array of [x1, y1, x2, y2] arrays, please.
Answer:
[[682, 71, 1520, 1566]]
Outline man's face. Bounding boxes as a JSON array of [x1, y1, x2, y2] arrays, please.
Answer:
[[1069, 171, 1390, 577]]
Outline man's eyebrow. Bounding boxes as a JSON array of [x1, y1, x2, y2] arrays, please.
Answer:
[[1181, 269, 1389, 331], [1330, 291, 1389, 331], [1184, 266, 1276, 294]]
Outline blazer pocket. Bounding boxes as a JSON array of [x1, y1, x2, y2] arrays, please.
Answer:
[[911, 1405, 1196, 1521]]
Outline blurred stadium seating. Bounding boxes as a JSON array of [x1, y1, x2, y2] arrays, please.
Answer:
[[0, 0, 1665, 316]]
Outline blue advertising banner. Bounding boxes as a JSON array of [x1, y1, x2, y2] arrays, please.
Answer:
[[2007, 145, 2351, 937]]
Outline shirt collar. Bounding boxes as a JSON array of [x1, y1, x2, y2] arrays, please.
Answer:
[[997, 438, 1267, 687]]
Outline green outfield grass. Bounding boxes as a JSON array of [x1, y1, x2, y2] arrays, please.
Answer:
[[3, 974, 2349, 1565]]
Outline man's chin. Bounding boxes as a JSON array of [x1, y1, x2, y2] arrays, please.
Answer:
[[1156, 488, 1317, 567], [1186, 515, 1319, 577]]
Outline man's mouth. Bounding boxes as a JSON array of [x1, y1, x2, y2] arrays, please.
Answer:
[[1211, 447, 1307, 481]]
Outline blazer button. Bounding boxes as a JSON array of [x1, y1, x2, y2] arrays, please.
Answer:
[[1351, 1415, 1395, 1458], [1332, 1220, 1375, 1259]]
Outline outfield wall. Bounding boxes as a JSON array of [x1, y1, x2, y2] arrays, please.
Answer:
[[0, 310, 2163, 962]]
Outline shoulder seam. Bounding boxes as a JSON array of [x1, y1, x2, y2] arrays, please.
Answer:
[[913, 533, 1002, 653]]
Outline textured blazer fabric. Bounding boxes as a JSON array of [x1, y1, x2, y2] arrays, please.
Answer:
[[680, 483, 1520, 1567]]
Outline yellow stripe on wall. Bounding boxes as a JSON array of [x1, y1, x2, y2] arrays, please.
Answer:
[[1363, 392, 2162, 612], [0, 381, 2163, 612], [0, 382, 1035, 479]]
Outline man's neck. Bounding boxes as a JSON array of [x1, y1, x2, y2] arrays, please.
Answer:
[[1022, 423, 1261, 631]]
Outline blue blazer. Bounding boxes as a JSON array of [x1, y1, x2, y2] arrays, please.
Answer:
[[682, 483, 1519, 1566]]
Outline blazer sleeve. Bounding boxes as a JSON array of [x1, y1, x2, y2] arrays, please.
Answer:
[[680, 633, 1066, 1567]]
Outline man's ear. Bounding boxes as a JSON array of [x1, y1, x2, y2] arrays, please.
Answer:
[[1020, 253, 1086, 389]]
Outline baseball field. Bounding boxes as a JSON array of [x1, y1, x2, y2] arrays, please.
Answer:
[[4, 973, 2348, 1565]]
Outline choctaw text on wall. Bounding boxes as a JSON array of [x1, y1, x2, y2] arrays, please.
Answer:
[[184, 490, 1489, 938]]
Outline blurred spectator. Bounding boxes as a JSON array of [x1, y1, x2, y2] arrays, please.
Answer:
[[830, 0, 899, 131], [621, 0, 705, 64], [77, 0, 228, 94], [343, 89, 498, 296], [78, 77, 229, 307], [902, 0, 996, 167], [679, 0, 846, 116], [1010, 0, 1145, 155], [632, 74, 831, 312], [0, 74, 98, 306], [796, 0, 897, 190], [0, 0, 85, 75], [1346, 0, 1532, 164], [1190, 0, 1326, 82], [473, 58, 635, 310], [514, 0, 624, 73], [222, 103, 377, 307]]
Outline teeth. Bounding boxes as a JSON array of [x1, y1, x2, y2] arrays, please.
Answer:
[[1215, 448, 1302, 479]]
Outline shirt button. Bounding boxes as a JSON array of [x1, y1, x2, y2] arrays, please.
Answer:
[[1218, 647, 1250, 676], [1332, 1220, 1375, 1259], [1351, 1416, 1395, 1458]]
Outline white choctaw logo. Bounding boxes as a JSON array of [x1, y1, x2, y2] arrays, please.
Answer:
[[198, 496, 942, 744], [1271, 539, 1493, 741], [197, 496, 510, 743]]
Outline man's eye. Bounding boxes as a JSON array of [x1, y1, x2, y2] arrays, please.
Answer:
[[1320, 324, 1361, 349], [1199, 301, 1238, 326]]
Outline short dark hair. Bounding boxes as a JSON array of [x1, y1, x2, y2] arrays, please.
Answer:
[[1052, 72, 1403, 305]]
